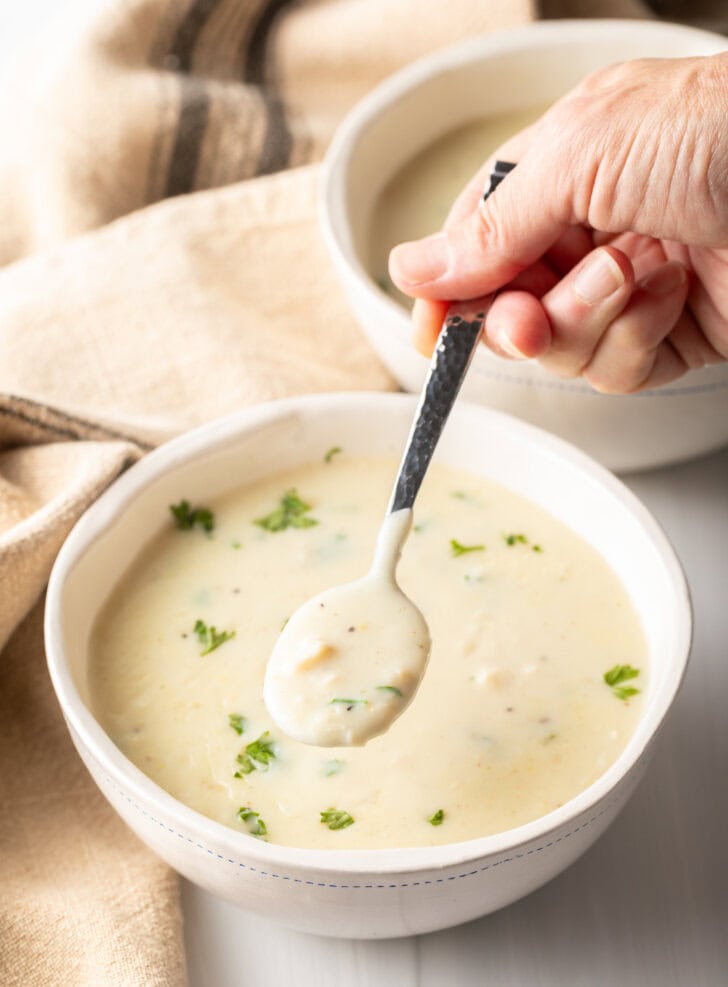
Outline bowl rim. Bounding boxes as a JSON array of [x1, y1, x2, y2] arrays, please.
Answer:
[[319, 18, 728, 394], [44, 391, 692, 876]]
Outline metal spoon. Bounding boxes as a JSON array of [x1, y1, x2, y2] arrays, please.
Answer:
[[263, 302, 487, 746]]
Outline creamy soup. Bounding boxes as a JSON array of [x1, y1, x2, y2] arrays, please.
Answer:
[[369, 107, 547, 305], [90, 455, 646, 850]]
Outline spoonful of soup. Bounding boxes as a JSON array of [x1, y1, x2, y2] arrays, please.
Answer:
[[263, 300, 487, 746]]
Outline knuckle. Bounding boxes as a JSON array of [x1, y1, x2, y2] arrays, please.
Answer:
[[580, 58, 650, 92], [474, 197, 518, 272], [576, 64, 615, 95], [582, 366, 635, 395], [539, 352, 589, 381], [582, 341, 654, 395]]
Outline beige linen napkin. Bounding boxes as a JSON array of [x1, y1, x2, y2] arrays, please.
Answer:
[[0, 0, 562, 983]]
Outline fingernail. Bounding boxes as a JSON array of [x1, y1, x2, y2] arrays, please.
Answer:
[[640, 262, 687, 296], [390, 233, 449, 286], [496, 329, 528, 359], [574, 250, 625, 304]]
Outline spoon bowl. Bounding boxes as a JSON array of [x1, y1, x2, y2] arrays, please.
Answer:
[[264, 513, 430, 746]]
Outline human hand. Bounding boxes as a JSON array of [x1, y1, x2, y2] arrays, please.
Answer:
[[388, 53, 728, 393]]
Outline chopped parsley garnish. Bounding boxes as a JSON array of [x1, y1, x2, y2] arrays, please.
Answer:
[[228, 713, 246, 736], [231, 540, 242, 550], [428, 809, 445, 826], [329, 698, 368, 709], [236, 807, 268, 839], [604, 664, 640, 700], [234, 731, 277, 775], [245, 732, 276, 765], [170, 500, 215, 533], [323, 759, 345, 777], [254, 488, 319, 532], [450, 538, 485, 557], [412, 523, 425, 533], [376, 685, 403, 697], [451, 491, 467, 500], [193, 619, 235, 655], [504, 532, 527, 546], [612, 686, 640, 700], [324, 446, 342, 463], [503, 532, 543, 552], [604, 664, 640, 686], [320, 808, 355, 830]]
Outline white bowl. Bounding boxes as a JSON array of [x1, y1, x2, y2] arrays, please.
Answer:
[[44, 393, 691, 938], [320, 20, 728, 472]]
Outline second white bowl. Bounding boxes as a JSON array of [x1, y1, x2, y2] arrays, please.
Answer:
[[321, 19, 728, 472]]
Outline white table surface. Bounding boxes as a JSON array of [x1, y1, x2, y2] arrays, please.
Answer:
[[182, 446, 728, 987], [1, 3, 726, 984]]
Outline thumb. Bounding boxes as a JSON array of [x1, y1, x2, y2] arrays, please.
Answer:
[[388, 153, 572, 301]]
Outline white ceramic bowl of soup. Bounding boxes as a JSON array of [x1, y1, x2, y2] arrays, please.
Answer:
[[320, 19, 728, 472], [44, 393, 691, 938]]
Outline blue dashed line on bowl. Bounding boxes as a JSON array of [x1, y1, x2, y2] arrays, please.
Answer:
[[96, 764, 627, 890]]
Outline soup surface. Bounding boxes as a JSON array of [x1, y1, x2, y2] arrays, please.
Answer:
[[369, 107, 547, 304], [91, 455, 646, 849]]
